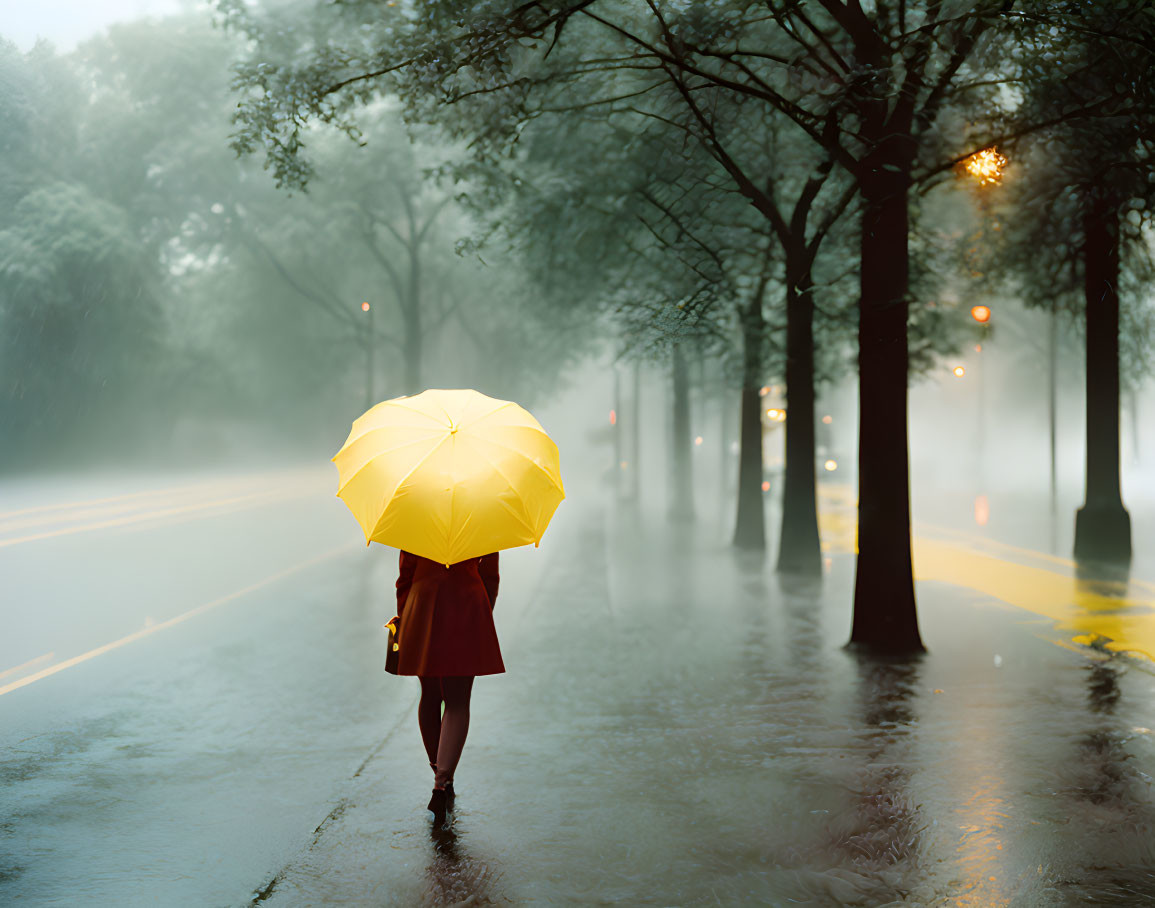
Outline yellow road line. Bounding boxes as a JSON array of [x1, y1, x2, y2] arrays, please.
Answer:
[[0, 488, 302, 549], [0, 542, 359, 698], [815, 486, 1155, 662], [0, 484, 256, 534], [0, 488, 170, 521], [0, 468, 329, 527], [0, 652, 55, 682], [0, 477, 266, 522], [917, 520, 1155, 598], [913, 536, 1155, 663]]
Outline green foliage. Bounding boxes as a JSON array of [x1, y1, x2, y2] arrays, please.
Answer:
[[219, 0, 1046, 396], [961, 0, 1155, 385], [1, 8, 582, 469], [0, 182, 164, 459]]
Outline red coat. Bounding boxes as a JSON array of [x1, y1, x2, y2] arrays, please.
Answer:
[[394, 550, 505, 677]]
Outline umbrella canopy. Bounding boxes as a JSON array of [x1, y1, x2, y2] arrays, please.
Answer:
[[331, 388, 565, 565]]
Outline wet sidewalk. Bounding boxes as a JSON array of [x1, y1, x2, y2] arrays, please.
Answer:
[[255, 495, 1155, 907]]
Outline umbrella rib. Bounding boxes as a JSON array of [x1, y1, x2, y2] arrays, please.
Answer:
[[339, 399, 444, 448], [437, 398, 454, 429], [471, 434, 564, 494], [465, 442, 538, 539], [335, 432, 448, 495], [458, 400, 515, 433], [370, 432, 454, 540]]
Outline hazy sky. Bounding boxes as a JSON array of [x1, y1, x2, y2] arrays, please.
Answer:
[[3, 0, 196, 53]]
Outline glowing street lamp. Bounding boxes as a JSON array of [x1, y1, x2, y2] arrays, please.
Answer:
[[361, 301, 374, 409], [970, 305, 991, 324], [962, 147, 1006, 186], [953, 366, 966, 378], [974, 493, 990, 526]]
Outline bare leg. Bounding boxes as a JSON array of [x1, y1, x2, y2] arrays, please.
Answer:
[[418, 675, 443, 768], [433, 675, 474, 789]]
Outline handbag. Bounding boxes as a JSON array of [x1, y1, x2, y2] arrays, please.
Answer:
[[384, 615, 401, 675]]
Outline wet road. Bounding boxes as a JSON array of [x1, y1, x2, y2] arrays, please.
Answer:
[[251, 491, 1155, 907], [3, 469, 1155, 905]]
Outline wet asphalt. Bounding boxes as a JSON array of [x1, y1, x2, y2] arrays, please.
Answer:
[[4, 471, 1155, 906], [253, 489, 1155, 907]]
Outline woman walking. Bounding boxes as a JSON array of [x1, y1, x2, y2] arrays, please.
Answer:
[[331, 389, 562, 824], [394, 548, 504, 826]]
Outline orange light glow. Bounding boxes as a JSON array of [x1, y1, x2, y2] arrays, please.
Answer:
[[971, 305, 991, 323], [694, 436, 703, 446], [361, 301, 371, 312], [822, 415, 833, 425], [824, 460, 837, 472], [953, 366, 966, 378], [609, 409, 616, 426], [761, 481, 771, 492], [975, 494, 990, 526], [963, 147, 1006, 186], [759, 386, 770, 397]]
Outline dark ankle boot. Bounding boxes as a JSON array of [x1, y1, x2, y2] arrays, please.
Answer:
[[427, 787, 448, 826]]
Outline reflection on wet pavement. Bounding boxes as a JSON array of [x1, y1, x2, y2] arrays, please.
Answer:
[[419, 823, 504, 906], [253, 500, 1155, 906]]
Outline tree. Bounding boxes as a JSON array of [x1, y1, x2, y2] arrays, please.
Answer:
[[967, 0, 1155, 564], [218, 0, 1131, 652], [0, 182, 165, 466], [0, 38, 168, 468]]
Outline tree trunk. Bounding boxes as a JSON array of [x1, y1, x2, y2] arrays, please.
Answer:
[[1074, 192, 1131, 564], [733, 291, 766, 550], [777, 253, 822, 575], [404, 242, 422, 395], [720, 377, 735, 522], [1049, 300, 1058, 509], [365, 303, 376, 411], [613, 364, 622, 501], [1130, 389, 1140, 465], [847, 162, 924, 653], [628, 361, 641, 506], [403, 318, 421, 394], [669, 341, 694, 521]]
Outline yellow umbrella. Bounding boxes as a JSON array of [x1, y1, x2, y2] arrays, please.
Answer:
[[331, 388, 565, 565]]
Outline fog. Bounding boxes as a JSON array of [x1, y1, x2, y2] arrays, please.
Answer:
[[5, 2, 1155, 905]]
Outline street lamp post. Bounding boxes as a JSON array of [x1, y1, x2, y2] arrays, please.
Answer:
[[361, 301, 374, 411], [958, 148, 1005, 511], [971, 305, 992, 489], [1048, 298, 1058, 528], [612, 365, 621, 502]]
